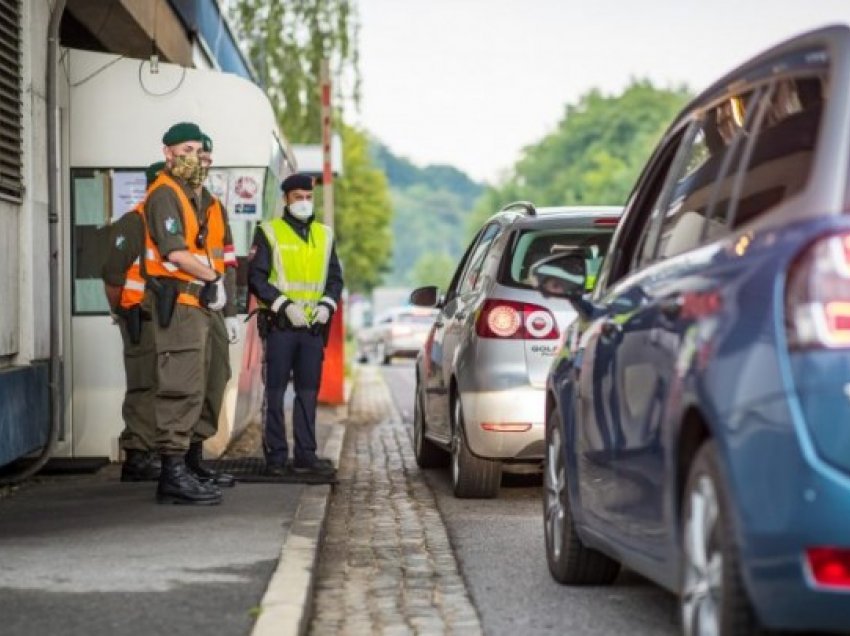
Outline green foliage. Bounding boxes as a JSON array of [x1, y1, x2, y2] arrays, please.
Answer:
[[411, 251, 456, 290], [370, 142, 483, 286], [229, 0, 359, 143], [230, 1, 393, 292], [323, 125, 393, 292], [468, 80, 691, 231]]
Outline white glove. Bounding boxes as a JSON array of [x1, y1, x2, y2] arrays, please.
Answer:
[[225, 316, 240, 343], [314, 304, 331, 325], [284, 302, 309, 328], [207, 277, 226, 312]]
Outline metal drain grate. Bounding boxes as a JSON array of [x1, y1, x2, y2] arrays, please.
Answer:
[[208, 458, 337, 485]]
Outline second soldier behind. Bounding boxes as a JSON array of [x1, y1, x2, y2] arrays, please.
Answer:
[[101, 161, 165, 482]]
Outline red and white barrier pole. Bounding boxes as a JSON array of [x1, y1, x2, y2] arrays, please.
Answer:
[[318, 59, 345, 405]]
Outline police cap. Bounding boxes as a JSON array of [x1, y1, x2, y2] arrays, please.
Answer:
[[162, 122, 204, 147], [280, 173, 313, 194], [145, 161, 165, 186]]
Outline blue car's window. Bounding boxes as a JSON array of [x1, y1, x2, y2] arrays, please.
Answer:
[[655, 90, 758, 260], [730, 74, 826, 228]]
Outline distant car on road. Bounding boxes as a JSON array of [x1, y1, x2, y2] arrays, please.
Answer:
[[357, 306, 439, 365], [410, 203, 620, 498], [538, 25, 850, 636]]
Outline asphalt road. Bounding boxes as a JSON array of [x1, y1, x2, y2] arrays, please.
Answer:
[[380, 360, 679, 636]]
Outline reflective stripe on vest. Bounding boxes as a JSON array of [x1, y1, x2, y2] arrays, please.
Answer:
[[119, 204, 147, 309], [142, 173, 223, 308], [260, 219, 333, 320]]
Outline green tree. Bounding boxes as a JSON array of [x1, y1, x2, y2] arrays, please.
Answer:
[[370, 142, 483, 286], [323, 124, 393, 292], [468, 80, 691, 231], [229, 0, 359, 143], [411, 251, 456, 290], [230, 0, 393, 291]]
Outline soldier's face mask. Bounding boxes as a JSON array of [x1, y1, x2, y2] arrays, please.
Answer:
[[172, 152, 203, 185]]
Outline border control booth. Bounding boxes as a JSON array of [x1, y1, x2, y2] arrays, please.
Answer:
[[59, 49, 295, 461]]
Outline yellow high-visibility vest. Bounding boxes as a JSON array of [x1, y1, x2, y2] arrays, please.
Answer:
[[260, 218, 333, 320]]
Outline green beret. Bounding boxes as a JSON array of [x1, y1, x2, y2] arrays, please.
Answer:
[[145, 161, 165, 186], [162, 122, 203, 147], [201, 133, 213, 153], [281, 173, 314, 194]]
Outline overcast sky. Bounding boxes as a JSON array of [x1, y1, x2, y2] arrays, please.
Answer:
[[353, 0, 850, 183]]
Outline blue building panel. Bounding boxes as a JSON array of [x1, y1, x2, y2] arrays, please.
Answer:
[[0, 363, 49, 467], [168, 0, 256, 82]]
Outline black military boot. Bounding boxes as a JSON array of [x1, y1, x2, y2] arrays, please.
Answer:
[[156, 454, 222, 505], [186, 441, 236, 488], [121, 449, 161, 482]]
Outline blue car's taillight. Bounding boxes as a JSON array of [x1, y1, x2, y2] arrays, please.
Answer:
[[806, 547, 850, 589], [786, 233, 850, 349]]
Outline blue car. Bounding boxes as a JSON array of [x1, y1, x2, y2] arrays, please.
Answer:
[[536, 25, 850, 636]]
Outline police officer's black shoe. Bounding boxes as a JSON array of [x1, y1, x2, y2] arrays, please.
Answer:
[[262, 463, 289, 478], [121, 449, 161, 482], [291, 457, 337, 477], [156, 455, 222, 505], [185, 441, 237, 488]]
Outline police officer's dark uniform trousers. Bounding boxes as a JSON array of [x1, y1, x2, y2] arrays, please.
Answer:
[[247, 184, 343, 476]]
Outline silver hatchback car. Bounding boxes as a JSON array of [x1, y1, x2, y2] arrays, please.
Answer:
[[410, 202, 621, 497]]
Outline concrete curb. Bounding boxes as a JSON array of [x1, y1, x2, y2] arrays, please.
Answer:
[[250, 417, 347, 636]]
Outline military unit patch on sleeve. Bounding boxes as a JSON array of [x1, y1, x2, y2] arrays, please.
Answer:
[[164, 217, 180, 235], [115, 234, 126, 249]]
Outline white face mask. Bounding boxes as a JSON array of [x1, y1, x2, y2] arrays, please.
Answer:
[[289, 200, 313, 220]]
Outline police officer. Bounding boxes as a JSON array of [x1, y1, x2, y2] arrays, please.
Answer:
[[143, 122, 229, 505], [102, 161, 164, 482], [185, 132, 237, 488], [247, 173, 343, 478]]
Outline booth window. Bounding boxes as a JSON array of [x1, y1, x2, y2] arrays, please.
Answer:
[[71, 168, 147, 315], [0, 0, 23, 202]]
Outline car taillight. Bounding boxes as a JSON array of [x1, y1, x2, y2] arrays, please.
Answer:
[[806, 547, 850, 589], [786, 233, 850, 349], [476, 299, 559, 340], [594, 217, 620, 227]]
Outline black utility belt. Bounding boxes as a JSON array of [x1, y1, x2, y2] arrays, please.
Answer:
[[147, 277, 204, 299]]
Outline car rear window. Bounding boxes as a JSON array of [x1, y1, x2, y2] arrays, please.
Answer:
[[500, 228, 614, 289]]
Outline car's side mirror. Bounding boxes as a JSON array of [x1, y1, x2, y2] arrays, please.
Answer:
[[410, 285, 442, 308], [529, 252, 587, 299]]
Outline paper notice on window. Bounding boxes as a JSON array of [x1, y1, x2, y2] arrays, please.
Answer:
[[228, 168, 265, 220], [206, 169, 230, 208], [73, 176, 107, 226], [111, 171, 147, 220]]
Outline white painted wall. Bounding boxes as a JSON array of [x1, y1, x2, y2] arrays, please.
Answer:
[[3, 0, 52, 365]]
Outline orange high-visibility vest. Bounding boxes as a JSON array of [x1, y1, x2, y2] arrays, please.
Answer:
[[205, 197, 234, 275], [118, 203, 147, 309], [143, 173, 224, 308]]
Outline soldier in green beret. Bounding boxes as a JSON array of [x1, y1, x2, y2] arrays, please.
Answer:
[[142, 121, 232, 505]]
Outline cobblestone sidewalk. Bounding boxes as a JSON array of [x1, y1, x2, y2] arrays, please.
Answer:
[[309, 366, 482, 635]]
